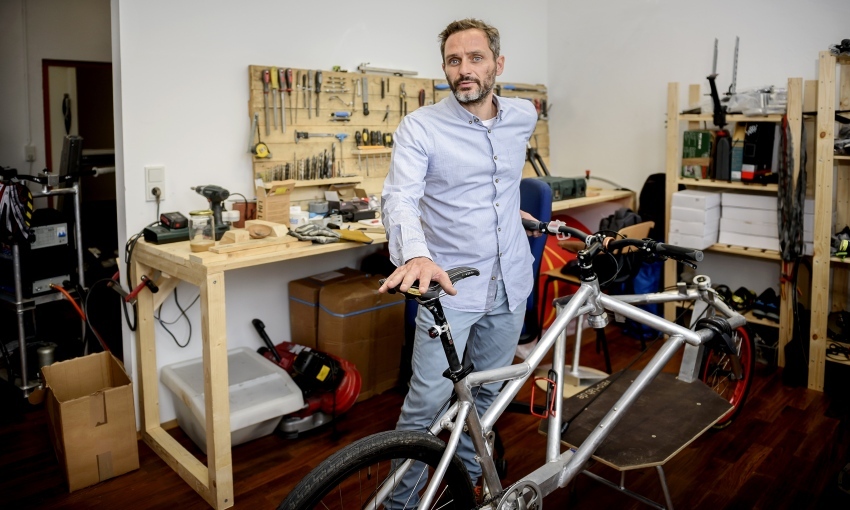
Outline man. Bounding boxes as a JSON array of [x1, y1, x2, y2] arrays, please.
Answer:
[[379, 18, 540, 503]]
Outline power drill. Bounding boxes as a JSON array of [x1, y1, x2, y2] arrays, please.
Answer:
[[191, 185, 230, 229]]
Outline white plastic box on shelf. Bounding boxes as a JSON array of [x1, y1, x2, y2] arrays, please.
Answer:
[[161, 347, 305, 454], [718, 192, 780, 251], [669, 190, 721, 249]]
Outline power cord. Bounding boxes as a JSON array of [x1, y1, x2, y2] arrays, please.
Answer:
[[154, 288, 200, 348]]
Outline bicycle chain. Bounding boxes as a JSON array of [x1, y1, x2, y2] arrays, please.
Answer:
[[474, 489, 507, 510]]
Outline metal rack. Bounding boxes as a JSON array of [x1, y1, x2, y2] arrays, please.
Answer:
[[0, 177, 86, 397]]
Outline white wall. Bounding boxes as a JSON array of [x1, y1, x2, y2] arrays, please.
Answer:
[[546, 0, 849, 292], [0, 0, 112, 173], [113, 0, 549, 423]]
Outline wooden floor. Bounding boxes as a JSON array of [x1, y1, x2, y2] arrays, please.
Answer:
[[2, 328, 849, 509]]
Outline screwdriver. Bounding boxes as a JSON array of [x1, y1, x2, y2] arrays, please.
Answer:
[[284, 68, 294, 125], [262, 69, 271, 135], [307, 70, 313, 119], [295, 70, 301, 123], [270, 67, 279, 131], [301, 72, 307, 120], [315, 71, 323, 116], [418, 89, 425, 108]]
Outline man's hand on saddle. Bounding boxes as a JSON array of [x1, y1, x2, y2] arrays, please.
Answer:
[[378, 257, 458, 296], [520, 210, 542, 237]]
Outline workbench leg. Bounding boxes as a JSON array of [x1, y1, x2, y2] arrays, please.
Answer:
[[133, 259, 160, 432], [200, 271, 234, 509]]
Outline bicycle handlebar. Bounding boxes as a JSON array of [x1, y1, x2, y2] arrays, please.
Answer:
[[523, 219, 704, 264]]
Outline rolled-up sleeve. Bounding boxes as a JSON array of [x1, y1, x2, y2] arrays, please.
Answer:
[[381, 117, 432, 266]]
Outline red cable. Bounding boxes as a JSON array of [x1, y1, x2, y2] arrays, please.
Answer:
[[50, 284, 110, 353]]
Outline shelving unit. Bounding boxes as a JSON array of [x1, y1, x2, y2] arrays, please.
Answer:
[[809, 51, 850, 391], [664, 78, 803, 366]]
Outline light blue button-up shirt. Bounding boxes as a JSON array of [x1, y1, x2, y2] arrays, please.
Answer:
[[381, 92, 538, 312]]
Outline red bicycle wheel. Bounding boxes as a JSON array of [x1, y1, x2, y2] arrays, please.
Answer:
[[700, 326, 755, 429]]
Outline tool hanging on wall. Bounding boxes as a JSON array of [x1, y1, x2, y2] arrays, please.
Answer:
[[330, 112, 352, 122], [262, 69, 271, 135], [400, 84, 407, 118], [294, 131, 347, 144], [418, 89, 425, 108], [357, 62, 418, 76], [707, 37, 733, 180], [315, 71, 323, 116], [295, 70, 301, 123], [284, 68, 293, 125], [307, 70, 313, 119], [248, 113, 271, 159], [270, 67, 279, 131], [362, 77, 370, 116]]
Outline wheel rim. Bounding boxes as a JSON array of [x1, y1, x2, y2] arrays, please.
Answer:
[[701, 327, 751, 425], [310, 458, 461, 510]]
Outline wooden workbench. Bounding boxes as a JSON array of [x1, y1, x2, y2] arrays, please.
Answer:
[[130, 233, 386, 509], [551, 187, 635, 213]]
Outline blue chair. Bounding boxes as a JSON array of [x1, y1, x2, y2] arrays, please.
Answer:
[[519, 177, 552, 344]]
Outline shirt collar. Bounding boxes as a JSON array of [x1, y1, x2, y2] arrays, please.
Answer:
[[446, 92, 504, 124]]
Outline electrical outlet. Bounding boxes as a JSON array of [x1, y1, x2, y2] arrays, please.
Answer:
[[145, 165, 166, 202], [24, 144, 36, 162]]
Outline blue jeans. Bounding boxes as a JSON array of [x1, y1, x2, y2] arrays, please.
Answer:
[[387, 280, 525, 508]]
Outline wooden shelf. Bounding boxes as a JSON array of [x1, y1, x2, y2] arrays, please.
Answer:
[[351, 148, 393, 156], [675, 178, 778, 192], [831, 256, 850, 265], [835, 155, 850, 161], [744, 310, 780, 329], [706, 243, 782, 261], [293, 176, 362, 188], [551, 188, 635, 212], [679, 113, 784, 123]]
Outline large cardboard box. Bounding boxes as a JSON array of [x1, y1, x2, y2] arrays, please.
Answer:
[[318, 275, 405, 401], [289, 267, 368, 349], [42, 352, 139, 492]]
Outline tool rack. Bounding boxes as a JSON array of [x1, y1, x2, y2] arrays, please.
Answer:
[[246, 65, 551, 208], [809, 51, 850, 391]]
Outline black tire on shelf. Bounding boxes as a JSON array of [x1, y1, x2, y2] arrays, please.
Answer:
[[278, 430, 476, 510], [700, 326, 756, 429]]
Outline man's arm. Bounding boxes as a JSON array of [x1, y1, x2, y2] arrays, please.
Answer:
[[379, 117, 456, 295]]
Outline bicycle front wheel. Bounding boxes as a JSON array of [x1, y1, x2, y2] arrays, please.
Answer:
[[278, 430, 476, 510], [700, 326, 755, 429]]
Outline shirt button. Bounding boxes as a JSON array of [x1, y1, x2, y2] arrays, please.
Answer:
[[496, 203, 500, 207], [500, 252, 503, 257], [469, 120, 473, 124], [488, 129, 491, 133], [498, 227, 502, 231], [474, 118, 479, 123], [491, 276, 496, 281], [495, 178, 500, 183], [494, 155, 498, 160]]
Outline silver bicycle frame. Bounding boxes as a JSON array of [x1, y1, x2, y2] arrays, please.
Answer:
[[376, 276, 745, 508]]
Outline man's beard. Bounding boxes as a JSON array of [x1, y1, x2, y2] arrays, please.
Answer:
[[449, 69, 496, 105]]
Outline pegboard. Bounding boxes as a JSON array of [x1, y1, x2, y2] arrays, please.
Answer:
[[247, 65, 549, 207]]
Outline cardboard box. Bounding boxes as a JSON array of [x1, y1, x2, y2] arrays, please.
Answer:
[[720, 218, 778, 238], [669, 218, 720, 237], [43, 352, 139, 492], [256, 179, 295, 224], [667, 231, 718, 250], [721, 206, 777, 225], [718, 231, 780, 251], [721, 192, 777, 211], [289, 267, 369, 349], [161, 347, 304, 454], [318, 275, 405, 401], [670, 205, 720, 224], [671, 189, 721, 210]]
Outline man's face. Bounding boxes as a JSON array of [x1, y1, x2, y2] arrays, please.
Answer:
[[442, 29, 504, 105]]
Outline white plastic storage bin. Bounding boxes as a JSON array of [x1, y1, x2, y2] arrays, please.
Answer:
[[161, 347, 304, 454]]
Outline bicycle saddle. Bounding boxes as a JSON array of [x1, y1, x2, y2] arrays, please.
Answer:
[[381, 266, 480, 301]]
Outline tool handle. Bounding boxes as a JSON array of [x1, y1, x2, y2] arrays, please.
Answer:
[[262, 69, 270, 91], [435, 83, 450, 90], [418, 89, 425, 107], [502, 84, 516, 90], [251, 319, 282, 362], [315, 71, 323, 89], [331, 111, 351, 118], [270, 67, 279, 89]]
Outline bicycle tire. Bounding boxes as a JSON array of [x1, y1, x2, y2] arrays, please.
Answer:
[[278, 430, 476, 510], [700, 326, 755, 429]]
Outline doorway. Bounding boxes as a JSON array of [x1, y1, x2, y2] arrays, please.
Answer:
[[41, 59, 121, 359]]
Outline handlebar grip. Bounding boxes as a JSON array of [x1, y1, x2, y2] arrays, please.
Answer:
[[522, 219, 545, 232], [654, 243, 704, 262]]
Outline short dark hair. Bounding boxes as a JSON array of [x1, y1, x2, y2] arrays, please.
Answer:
[[438, 19, 500, 62]]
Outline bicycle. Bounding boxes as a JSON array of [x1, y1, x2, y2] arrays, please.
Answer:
[[278, 219, 751, 510]]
